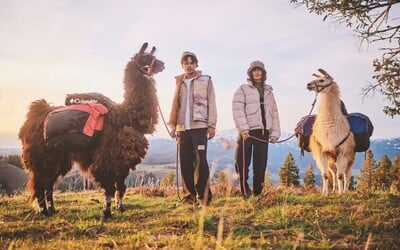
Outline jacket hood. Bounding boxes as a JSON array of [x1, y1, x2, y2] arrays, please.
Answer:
[[246, 80, 273, 91]]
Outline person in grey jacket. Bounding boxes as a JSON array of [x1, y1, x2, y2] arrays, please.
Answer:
[[169, 51, 217, 207], [232, 60, 281, 198]]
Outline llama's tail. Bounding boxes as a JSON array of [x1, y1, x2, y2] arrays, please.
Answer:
[[18, 99, 55, 142], [18, 99, 57, 204], [25, 99, 54, 122]]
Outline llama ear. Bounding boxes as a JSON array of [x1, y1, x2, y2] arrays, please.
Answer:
[[312, 73, 322, 78], [318, 68, 332, 79], [139, 42, 148, 54], [150, 46, 156, 55]]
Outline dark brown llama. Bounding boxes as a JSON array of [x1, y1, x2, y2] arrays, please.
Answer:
[[19, 42, 165, 219]]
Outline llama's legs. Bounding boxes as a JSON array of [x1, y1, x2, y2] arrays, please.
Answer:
[[336, 158, 349, 194], [321, 172, 329, 196], [103, 185, 116, 219], [337, 174, 344, 194], [29, 173, 49, 216], [328, 167, 336, 193], [315, 157, 329, 196], [343, 175, 349, 193], [343, 165, 353, 192], [37, 191, 49, 216], [103, 194, 112, 219], [44, 166, 61, 214], [90, 163, 116, 219], [115, 180, 127, 212], [45, 189, 56, 214]]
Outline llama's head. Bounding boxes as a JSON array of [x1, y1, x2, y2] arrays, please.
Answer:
[[307, 68, 334, 93], [132, 42, 165, 76]]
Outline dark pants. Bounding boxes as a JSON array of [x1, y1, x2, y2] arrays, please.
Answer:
[[177, 128, 212, 201], [235, 129, 269, 197]]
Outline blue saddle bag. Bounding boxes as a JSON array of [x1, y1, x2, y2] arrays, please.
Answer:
[[295, 112, 373, 153]]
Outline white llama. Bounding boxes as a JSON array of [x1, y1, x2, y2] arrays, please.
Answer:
[[307, 69, 356, 195]]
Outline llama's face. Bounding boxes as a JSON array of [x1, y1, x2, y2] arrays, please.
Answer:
[[137, 53, 165, 75], [307, 68, 333, 93], [133, 42, 165, 76]]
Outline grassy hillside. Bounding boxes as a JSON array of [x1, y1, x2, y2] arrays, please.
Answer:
[[1, 187, 399, 249]]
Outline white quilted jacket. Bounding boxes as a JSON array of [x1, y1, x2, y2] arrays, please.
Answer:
[[232, 80, 281, 140]]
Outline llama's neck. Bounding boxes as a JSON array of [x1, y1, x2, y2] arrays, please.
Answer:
[[312, 81, 351, 148], [317, 82, 342, 115], [117, 62, 159, 134], [122, 63, 150, 107]]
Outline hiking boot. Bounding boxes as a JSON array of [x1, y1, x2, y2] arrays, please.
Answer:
[[253, 194, 263, 201], [178, 195, 197, 205], [198, 197, 212, 209], [198, 203, 207, 209], [243, 192, 252, 200]]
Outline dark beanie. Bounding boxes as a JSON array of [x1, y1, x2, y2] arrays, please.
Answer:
[[247, 60, 266, 78]]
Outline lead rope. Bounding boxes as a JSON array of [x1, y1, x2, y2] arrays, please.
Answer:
[[159, 94, 318, 200], [246, 93, 317, 145], [275, 94, 318, 143], [240, 94, 318, 197], [175, 140, 182, 201], [157, 105, 182, 201]]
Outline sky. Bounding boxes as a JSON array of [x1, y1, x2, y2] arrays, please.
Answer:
[[0, 0, 399, 148]]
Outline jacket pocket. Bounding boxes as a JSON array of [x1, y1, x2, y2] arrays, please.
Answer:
[[246, 109, 260, 127]]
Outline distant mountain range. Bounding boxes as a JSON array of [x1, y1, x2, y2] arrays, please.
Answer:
[[143, 129, 400, 183], [2, 129, 399, 184]]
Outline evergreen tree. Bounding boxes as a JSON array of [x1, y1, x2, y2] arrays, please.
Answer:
[[375, 155, 392, 191], [389, 154, 400, 193], [279, 152, 300, 187], [279, 159, 290, 187], [358, 149, 377, 193], [264, 169, 272, 186], [303, 164, 316, 189]]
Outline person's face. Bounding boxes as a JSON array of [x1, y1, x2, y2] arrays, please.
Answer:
[[182, 56, 197, 76], [252, 67, 263, 81]]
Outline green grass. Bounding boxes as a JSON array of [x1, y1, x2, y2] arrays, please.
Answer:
[[1, 187, 399, 249]]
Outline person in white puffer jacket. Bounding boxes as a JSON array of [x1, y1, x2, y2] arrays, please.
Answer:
[[232, 60, 281, 198]]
